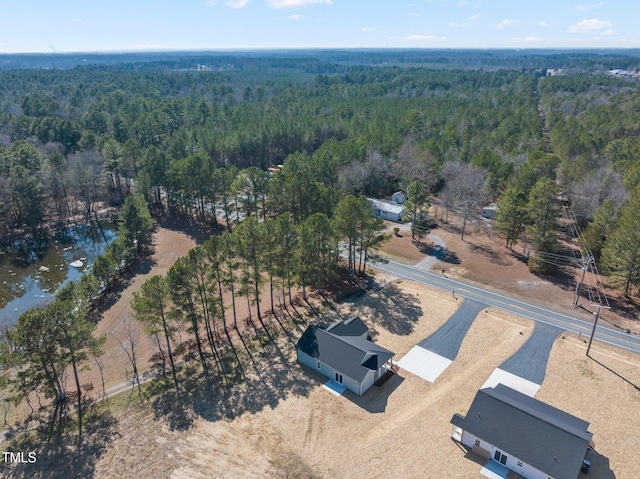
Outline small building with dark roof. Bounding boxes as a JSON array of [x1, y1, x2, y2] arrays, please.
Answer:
[[296, 317, 395, 396], [451, 384, 593, 479]]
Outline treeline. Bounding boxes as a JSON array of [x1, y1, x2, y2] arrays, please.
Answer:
[[1, 49, 639, 71], [132, 192, 385, 393], [0, 65, 542, 242], [0, 190, 386, 431], [536, 74, 640, 295]]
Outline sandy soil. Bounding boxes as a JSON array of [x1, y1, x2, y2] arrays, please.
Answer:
[[84, 226, 197, 393], [60, 277, 637, 479], [378, 206, 640, 335], [4, 213, 640, 479]]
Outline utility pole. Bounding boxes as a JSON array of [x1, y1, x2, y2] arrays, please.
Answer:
[[586, 303, 611, 357], [572, 256, 592, 308]]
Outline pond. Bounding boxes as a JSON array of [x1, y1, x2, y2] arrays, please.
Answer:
[[0, 222, 116, 328]]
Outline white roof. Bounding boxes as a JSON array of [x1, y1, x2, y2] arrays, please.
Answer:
[[368, 198, 405, 215]]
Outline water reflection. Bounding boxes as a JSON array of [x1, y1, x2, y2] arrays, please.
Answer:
[[0, 222, 116, 327]]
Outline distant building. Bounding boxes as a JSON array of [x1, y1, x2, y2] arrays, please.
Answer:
[[451, 384, 593, 479], [296, 317, 395, 396], [481, 203, 498, 220], [267, 164, 284, 178], [368, 198, 405, 222], [391, 191, 407, 204]]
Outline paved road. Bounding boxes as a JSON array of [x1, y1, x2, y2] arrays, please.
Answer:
[[418, 298, 487, 360], [371, 258, 640, 355], [499, 323, 562, 384]]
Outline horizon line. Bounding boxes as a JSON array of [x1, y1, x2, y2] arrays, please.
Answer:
[[2, 46, 640, 56]]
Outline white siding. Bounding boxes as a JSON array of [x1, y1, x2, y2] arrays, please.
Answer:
[[360, 370, 375, 395], [375, 209, 402, 222], [297, 349, 365, 396], [455, 430, 552, 479], [297, 350, 333, 379]]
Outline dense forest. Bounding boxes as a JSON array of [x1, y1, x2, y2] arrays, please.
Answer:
[[2, 50, 640, 445], [1, 51, 640, 287]]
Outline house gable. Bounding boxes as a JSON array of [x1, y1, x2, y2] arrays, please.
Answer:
[[451, 384, 592, 479], [296, 317, 394, 388]]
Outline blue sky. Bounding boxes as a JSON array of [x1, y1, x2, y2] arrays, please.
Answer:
[[1, 1, 639, 53]]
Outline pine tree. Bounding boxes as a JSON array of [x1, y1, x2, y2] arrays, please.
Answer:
[[495, 186, 528, 249], [132, 275, 180, 393], [601, 189, 640, 296]]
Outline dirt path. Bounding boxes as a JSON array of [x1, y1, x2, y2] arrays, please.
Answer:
[[86, 227, 197, 394]]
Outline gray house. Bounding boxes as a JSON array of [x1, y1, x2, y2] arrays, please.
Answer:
[[296, 317, 395, 396], [451, 384, 593, 479]]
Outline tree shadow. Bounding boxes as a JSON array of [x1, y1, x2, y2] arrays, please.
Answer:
[[87, 253, 158, 322], [148, 313, 318, 432], [413, 239, 448, 261], [421, 245, 461, 265], [153, 209, 215, 245], [509, 249, 579, 293], [0, 405, 119, 479], [604, 294, 640, 323], [467, 243, 513, 267], [339, 281, 424, 336]]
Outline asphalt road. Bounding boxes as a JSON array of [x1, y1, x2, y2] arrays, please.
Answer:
[[371, 258, 640, 355]]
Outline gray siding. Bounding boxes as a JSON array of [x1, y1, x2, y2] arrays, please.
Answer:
[[298, 349, 369, 396]]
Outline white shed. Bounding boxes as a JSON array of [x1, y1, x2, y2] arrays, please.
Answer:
[[481, 203, 498, 220], [391, 191, 407, 204]]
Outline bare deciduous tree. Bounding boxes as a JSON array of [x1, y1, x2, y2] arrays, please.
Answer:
[[113, 315, 143, 399], [440, 161, 489, 240]]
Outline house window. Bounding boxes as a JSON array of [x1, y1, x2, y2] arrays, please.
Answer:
[[494, 451, 508, 465], [517, 461, 523, 467], [316, 361, 321, 369], [475, 439, 481, 447]]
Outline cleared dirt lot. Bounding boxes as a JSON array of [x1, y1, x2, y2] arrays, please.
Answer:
[[378, 206, 640, 335], [85, 277, 640, 479]]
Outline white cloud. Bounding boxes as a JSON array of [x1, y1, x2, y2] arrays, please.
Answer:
[[266, 0, 332, 8], [469, 14, 485, 20], [604, 29, 616, 35], [407, 12, 421, 17], [399, 34, 446, 42], [510, 36, 543, 43], [572, 1, 604, 11], [227, 0, 249, 7], [288, 14, 302, 19], [360, 27, 372, 32], [539, 21, 548, 27], [567, 18, 612, 33], [204, 0, 217, 6], [492, 19, 515, 29]]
